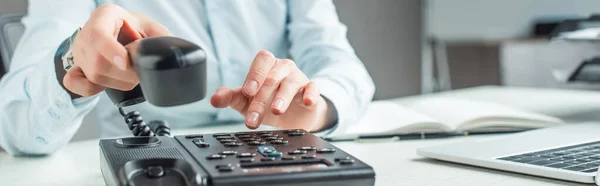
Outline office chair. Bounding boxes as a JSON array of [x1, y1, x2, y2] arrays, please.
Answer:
[[0, 13, 25, 77]]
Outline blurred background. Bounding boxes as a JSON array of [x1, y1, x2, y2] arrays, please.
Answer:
[[1, 0, 600, 141]]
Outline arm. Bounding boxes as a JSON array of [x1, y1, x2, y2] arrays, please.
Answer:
[[0, 0, 98, 155], [287, 0, 376, 136]]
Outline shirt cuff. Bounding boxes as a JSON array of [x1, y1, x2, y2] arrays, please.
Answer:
[[310, 77, 357, 138], [26, 53, 99, 135]]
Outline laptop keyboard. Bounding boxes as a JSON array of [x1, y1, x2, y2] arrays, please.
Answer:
[[498, 141, 600, 173]]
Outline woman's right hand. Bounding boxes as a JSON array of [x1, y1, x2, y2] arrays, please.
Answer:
[[63, 4, 172, 97]]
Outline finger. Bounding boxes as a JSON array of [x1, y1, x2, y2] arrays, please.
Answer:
[[245, 89, 276, 130], [63, 66, 104, 97], [242, 50, 277, 97], [77, 53, 137, 91], [65, 41, 106, 96], [210, 87, 249, 112], [82, 4, 140, 71], [271, 76, 307, 115], [130, 12, 173, 37], [245, 59, 295, 128], [210, 87, 232, 108], [81, 43, 138, 83], [117, 18, 144, 45], [85, 72, 138, 91], [303, 82, 320, 107]]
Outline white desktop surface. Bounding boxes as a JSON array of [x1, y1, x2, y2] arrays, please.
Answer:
[[2, 85, 600, 186]]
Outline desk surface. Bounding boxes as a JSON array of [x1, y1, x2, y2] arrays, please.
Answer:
[[2, 86, 600, 186]]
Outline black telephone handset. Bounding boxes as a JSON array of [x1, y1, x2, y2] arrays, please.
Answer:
[[105, 28, 207, 137]]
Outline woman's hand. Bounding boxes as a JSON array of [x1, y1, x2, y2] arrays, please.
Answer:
[[210, 50, 334, 132], [63, 4, 171, 97]]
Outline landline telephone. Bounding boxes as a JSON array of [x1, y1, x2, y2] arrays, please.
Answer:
[[98, 27, 375, 186]]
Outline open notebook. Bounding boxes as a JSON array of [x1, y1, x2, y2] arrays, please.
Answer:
[[335, 97, 564, 139]]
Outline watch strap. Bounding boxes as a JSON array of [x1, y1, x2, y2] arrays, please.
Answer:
[[54, 27, 83, 99]]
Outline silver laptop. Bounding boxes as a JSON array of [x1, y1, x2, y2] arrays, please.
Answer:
[[417, 122, 600, 185]]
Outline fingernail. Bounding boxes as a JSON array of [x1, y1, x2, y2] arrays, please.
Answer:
[[306, 95, 315, 102], [247, 112, 259, 127], [113, 56, 127, 70], [244, 81, 258, 95], [273, 99, 285, 112], [305, 95, 316, 106]]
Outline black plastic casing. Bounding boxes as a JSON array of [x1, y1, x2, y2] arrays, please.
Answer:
[[105, 86, 146, 108], [106, 36, 207, 107], [99, 130, 376, 186], [100, 136, 209, 186]]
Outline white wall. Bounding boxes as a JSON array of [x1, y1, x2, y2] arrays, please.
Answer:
[[427, 0, 600, 41]]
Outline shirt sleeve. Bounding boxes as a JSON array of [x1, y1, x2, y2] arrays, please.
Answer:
[[286, 0, 376, 137], [0, 0, 99, 156]]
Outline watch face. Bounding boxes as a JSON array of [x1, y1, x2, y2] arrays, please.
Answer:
[[63, 56, 74, 71]]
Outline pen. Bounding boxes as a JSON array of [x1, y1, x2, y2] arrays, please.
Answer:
[[322, 130, 528, 143]]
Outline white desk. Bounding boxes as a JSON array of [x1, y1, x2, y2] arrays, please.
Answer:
[[2, 86, 600, 186]]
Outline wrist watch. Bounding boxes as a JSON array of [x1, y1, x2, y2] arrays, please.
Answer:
[[54, 27, 83, 99], [57, 27, 82, 71]]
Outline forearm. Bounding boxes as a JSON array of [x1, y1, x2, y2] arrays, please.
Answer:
[[0, 51, 99, 155], [0, 0, 98, 155]]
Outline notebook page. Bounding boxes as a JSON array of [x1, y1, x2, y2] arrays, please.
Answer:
[[341, 101, 447, 137], [405, 97, 563, 131]]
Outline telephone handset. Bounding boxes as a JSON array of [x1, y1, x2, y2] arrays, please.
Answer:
[[106, 22, 207, 137]]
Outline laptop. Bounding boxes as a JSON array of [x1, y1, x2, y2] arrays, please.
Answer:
[[417, 122, 600, 185]]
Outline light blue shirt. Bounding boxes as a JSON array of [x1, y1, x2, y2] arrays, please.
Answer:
[[0, 0, 375, 155]]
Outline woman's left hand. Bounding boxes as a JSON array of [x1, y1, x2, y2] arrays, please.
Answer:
[[210, 50, 333, 132]]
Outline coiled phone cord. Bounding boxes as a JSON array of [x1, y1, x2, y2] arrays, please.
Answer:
[[118, 107, 171, 137]]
